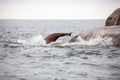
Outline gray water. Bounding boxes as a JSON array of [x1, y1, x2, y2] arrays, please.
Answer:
[[0, 20, 120, 80]]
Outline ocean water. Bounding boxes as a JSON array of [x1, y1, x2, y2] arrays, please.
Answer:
[[0, 20, 120, 80]]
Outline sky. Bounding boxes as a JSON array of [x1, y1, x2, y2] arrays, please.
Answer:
[[0, 0, 120, 19]]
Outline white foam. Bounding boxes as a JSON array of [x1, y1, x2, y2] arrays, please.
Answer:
[[76, 36, 113, 46], [30, 35, 46, 45], [17, 39, 27, 44], [17, 34, 113, 46], [60, 36, 113, 47], [17, 34, 46, 45]]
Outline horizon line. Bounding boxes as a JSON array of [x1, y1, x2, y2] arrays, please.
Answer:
[[0, 18, 106, 20]]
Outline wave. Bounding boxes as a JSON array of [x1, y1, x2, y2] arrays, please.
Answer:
[[16, 34, 113, 47], [58, 36, 113, 47], [0, 40, 21, 48], [17, 34, 46, 45], [76, 36, 113, 46]]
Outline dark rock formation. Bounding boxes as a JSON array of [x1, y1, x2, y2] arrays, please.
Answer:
[[105, 8, 120, 26]]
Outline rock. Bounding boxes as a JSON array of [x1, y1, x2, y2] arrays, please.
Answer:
[[70, 9, 120, 46], [70, 25, 120, 46], [105, 8, 120, 26]]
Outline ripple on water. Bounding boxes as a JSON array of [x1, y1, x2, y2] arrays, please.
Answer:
[[66, 49, 102, 59], [109, 65, 120, 70], [81, 63, 101, 68], [107, 51, 120, 59], [0, 53, 8, 60], [2, 43, 21, 49]]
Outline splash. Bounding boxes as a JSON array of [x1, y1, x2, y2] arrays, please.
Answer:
[[59, 36, 113, 47], [78, 36, 112, 45], [70, 36, 113, 46], [17, 34, 46, 45], [17, 34, 113, 47], [30, 35, 46, 45]]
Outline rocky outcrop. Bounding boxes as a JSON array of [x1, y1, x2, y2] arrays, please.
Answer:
[[70, 8, 120, 46], [105, 8, 120, 26], [70, 25, 120, 46]]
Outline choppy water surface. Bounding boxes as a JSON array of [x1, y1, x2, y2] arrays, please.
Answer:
[[0, 20, 120, 80]]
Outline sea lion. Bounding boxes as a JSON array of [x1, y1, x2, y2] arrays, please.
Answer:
[[45, 32, 72, 44], [70, 25, 120, 46]]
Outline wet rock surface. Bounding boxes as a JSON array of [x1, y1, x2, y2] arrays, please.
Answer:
[[105, 8, 120, 26]]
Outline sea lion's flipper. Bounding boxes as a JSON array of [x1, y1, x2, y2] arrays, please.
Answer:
[[45, 32, 72, 44], [70, 35, 78, 42]]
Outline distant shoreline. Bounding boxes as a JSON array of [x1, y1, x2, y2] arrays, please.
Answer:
[[0, 19, 105, 20]]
